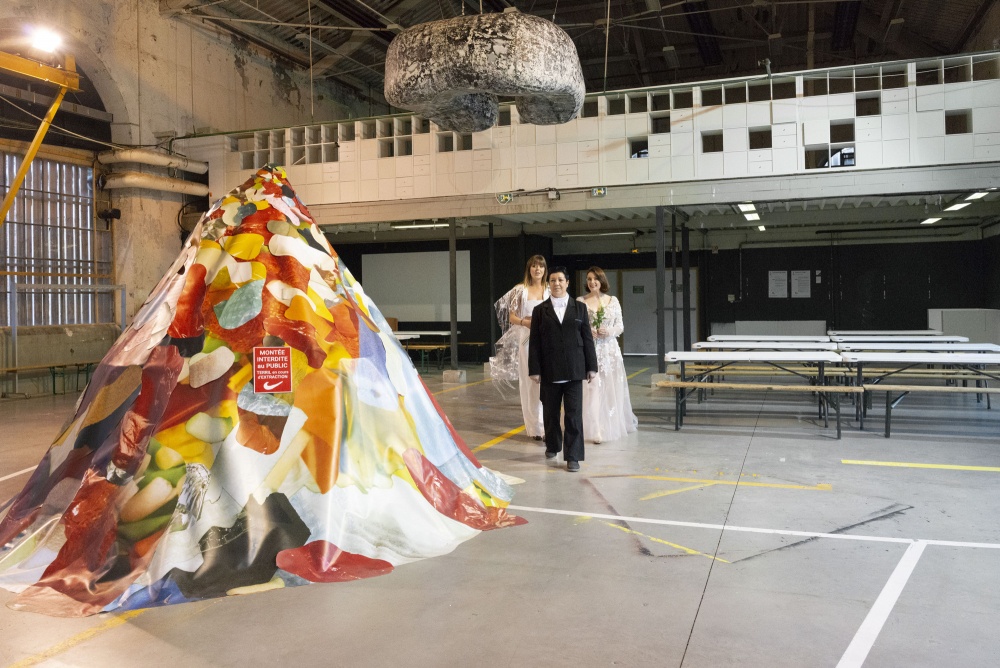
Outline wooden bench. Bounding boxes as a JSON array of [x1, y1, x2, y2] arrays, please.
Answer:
[[863, 383, 1000, 437], [402, 344, 449, 372], [403, 342, 490, 371], [1, 361, 99, 397], [658, 380, 864, 439]]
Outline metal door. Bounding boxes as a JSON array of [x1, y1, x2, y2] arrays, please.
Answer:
[[621, 268, 698, 354]]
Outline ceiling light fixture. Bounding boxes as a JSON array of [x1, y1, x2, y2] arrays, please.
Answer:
[[390, 222, 448, 229], [745, 213, 760, 221], [945, 202, 971, 211], [738, 203, 756, 213], [31, 28, 61, 52], [561, 231, 636, 238], [966, 192, 989, 200], [920, 218, 941, 225], [758, 225, 766, 231]]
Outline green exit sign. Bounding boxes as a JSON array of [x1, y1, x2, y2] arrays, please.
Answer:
[[633, 285, 645, 294], [496, 193, 513, 204]]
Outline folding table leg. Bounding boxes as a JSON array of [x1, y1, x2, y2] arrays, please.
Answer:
[[857, 365, 864, 430], [835, 393, 841, 439], [675, 388, 681, 430], [884, 391, 892, 438]]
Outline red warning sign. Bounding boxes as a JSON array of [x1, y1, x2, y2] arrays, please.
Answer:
[[253, 347, 293, 393]]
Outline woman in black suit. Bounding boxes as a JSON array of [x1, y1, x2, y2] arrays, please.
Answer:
[[527, 267, 598, 472]]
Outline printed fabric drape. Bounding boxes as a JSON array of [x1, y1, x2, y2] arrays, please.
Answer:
[[0, 166, 524, 617]]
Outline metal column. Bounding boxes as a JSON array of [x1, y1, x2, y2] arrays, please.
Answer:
[[682, 224, 692, 351], [488, 222, 496, 356], [449, 218, 458, 370], [671, 212, 678, 353], [655, 206, 666, 372]]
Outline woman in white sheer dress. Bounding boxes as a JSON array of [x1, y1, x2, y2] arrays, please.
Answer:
[[491, 256, 549, 440], [578, 267, 638, 443]]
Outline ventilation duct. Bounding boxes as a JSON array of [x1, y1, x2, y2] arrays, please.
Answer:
[[97, 148, 208, 174], [99, 171, 209, 196]]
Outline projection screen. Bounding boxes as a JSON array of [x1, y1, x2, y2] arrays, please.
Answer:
[[361, 250, 471, 322]]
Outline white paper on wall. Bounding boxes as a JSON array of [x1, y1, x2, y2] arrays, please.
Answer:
[[791, 270, 811, 298], [768, 271, 788, 299]]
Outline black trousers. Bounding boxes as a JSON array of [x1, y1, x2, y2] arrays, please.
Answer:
[[541, 380, 584, 462]]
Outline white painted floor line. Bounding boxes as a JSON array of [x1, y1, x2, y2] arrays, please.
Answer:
[[508, 504, 1000, 549], [836, 541, 928, 668], [0, 466, 35, 483]]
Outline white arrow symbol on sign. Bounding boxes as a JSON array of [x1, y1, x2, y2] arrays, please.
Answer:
[[262, 381, 282, 390]]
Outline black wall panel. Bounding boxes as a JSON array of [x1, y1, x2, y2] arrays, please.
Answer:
[[333, 235, 991, 346]]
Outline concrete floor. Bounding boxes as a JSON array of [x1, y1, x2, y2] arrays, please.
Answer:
[[2, 358, 1000, 667]]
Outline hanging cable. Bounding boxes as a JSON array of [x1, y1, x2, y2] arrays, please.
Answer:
[[552, 0, 559, 22], [0, 96, 182, 151], [603, 0, 611, 93], [307, 0, 314, 120]]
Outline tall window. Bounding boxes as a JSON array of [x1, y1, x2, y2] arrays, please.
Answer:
[[1, 152, 113, 326]]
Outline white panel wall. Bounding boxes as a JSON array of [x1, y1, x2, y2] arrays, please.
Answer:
[[198, 54, 1000, 206]]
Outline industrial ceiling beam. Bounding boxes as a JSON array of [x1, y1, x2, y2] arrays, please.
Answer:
[[0, 51, 80, 92], [956, 0, 1000, 51]]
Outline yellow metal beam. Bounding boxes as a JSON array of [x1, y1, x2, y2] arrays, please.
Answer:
[[0, 51, 80, 91], [0, 85, 68, 230]]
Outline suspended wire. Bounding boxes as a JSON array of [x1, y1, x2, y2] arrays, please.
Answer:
[[307, 0, 314, 120], [603, 0, 611, 92], [0, 96, 178, 151]]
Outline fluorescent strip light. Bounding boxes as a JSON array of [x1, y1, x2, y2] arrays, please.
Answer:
[[744, 213, 760, 221], [945, 202, 971, 211], [390, 223, 448, 229], [966, 192, 989, 200], [920, 217, 941, 225], [738, 203, 756, 213], [757, 225, 766, 231], [561, 231, 636, 238]]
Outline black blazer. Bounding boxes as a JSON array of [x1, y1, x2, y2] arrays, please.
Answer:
[[527, 298, 599, 382]]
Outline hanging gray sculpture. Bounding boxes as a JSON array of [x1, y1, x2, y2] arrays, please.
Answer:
[[384, 12, 586, 133]]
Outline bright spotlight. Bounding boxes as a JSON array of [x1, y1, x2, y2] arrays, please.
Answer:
[[31, 28, 61, 53]]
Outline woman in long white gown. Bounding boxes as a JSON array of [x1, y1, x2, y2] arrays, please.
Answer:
[[578, 267, 638, 443], [491, 256, 549, 440]]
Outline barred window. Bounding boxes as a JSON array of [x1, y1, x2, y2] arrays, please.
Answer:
[[1, 152, 114, 326]]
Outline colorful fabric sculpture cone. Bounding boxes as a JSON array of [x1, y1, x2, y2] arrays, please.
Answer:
[[0, 166, 523, 617]]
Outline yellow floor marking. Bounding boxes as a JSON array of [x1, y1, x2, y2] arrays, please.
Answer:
[[473, 425, 526, 452], [626, 367, 651, 380], [602, 521, 729, 563], [640, 482, 718, 501], [843, 459, 1000, 472], [7, 609, 147, 668], [433, 378, 492, 395], [622, 474, 831, 491]]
